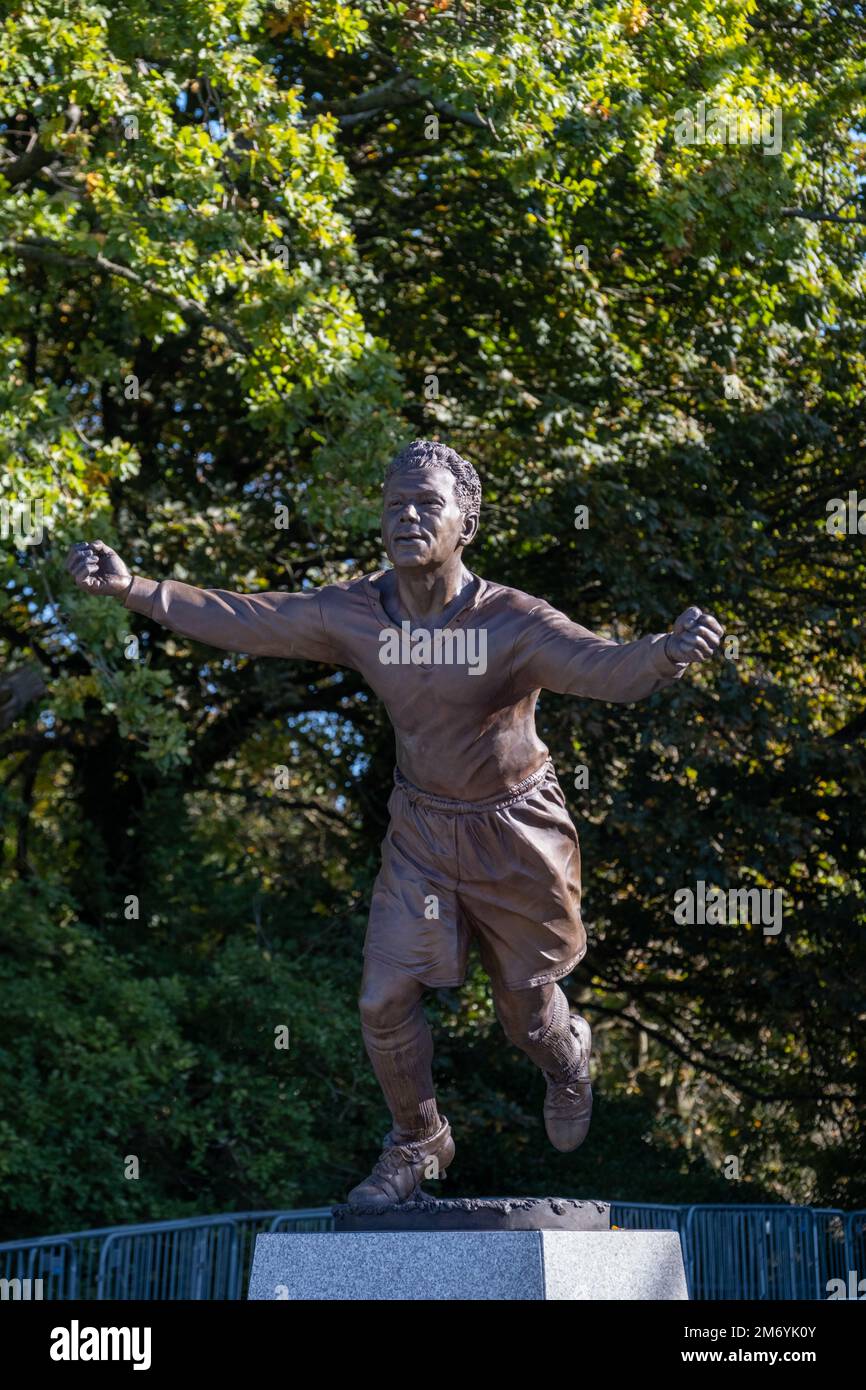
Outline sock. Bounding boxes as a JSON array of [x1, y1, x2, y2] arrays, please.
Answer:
[[500, 984, 582, 1082], [361, 1002, 441, 1142]]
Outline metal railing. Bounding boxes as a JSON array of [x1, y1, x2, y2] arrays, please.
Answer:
[[0, 1209, 331, 1301], [610, 1201, 686, 1233], [1, 1203, 861, 1300]]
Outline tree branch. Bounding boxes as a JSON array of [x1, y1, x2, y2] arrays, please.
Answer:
[[587, 1001, 854, 1103], [0, 665, 46, 731], [313, 75, 495, 135], [0, 237, 251, 354], [0, 142, 54, 187], [780, 207, 866, 226]]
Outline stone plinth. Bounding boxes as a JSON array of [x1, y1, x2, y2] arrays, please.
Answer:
[[248, 1228, 689, 1301]]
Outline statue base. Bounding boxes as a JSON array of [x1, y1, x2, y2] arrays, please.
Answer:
[[248, 1200, 689, 1299], [331, 1195, 610, 1232]]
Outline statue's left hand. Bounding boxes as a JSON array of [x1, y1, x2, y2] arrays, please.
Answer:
[[664, 606, 724, 664]]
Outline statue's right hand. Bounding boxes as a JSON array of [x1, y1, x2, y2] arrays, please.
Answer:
[[66, 540, 132, 597]]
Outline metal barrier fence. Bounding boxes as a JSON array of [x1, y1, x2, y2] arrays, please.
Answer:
[[1, 1204, 862, 1300], [610, 1202, 686, 1233], [844, 1209, 866, 1297], [0, 1210, 332, 1302], [685, 1204, 814, 1300]]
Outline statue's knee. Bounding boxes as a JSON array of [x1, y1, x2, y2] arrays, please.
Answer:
[[495, 985, 552, 1046], [359, 980, 414, 1032], [495, 994, 532, 1046], [498, 1013, 526, 1048]]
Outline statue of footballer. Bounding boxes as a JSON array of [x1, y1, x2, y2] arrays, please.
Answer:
[[68, 440, 723, 1209]]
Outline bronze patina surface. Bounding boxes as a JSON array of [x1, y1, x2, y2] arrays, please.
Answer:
[[332, 1196, 612, 1232], [67, 439, 724, 1208]]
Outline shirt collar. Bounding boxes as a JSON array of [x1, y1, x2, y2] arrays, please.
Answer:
[[363, 569, 486, 630]]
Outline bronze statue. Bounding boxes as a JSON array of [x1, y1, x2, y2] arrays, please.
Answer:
[[67, 440, 723, 1209]]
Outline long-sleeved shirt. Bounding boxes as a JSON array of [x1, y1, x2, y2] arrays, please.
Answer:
[[122, 569, 687, 801]]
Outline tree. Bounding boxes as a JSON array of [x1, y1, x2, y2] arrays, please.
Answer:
[[1, 1, 864, 1233]]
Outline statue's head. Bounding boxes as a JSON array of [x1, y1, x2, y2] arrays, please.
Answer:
[[382, 440, 481, 570]]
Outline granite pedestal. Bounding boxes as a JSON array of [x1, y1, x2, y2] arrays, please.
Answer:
[[249, 1202, 689, 1300]]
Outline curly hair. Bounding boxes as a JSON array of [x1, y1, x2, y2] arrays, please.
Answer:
[[384, 440, 482, 518]]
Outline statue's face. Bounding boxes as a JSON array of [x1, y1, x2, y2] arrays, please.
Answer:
[[382, 466, 473, 569]]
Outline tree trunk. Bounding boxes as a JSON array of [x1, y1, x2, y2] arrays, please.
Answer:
[[0, 664, 45, 731]]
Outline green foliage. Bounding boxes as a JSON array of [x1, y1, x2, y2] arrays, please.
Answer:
[[1, 0, 864, 1234]]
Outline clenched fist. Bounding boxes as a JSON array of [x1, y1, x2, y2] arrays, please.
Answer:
[[664, 606, 724, 664], [66, 540, 132, 598]]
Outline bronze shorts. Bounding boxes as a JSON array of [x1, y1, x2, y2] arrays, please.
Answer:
[[364, 760, 587, 991]]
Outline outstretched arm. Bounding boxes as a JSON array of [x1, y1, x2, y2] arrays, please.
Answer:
[[511, 601, 724, 703], [66, 540, 342, 663]]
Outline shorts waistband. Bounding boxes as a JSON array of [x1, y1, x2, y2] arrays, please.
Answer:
[[393, 759, 555, 814]]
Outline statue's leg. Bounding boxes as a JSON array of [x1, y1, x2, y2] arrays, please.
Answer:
[[358, 955, 439, 1142], [456, 760, 592, 1150], [492, 975, 578, 1078], [346, 956, 456, 1209], [348, 774, 467, 1206], [491, 971, 593, 1153]]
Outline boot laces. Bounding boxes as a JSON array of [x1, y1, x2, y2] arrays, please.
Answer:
[[372, 1130, 436, 1180], [370, 1148, 408, 1184], [546, 1074, 590, 1111]]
